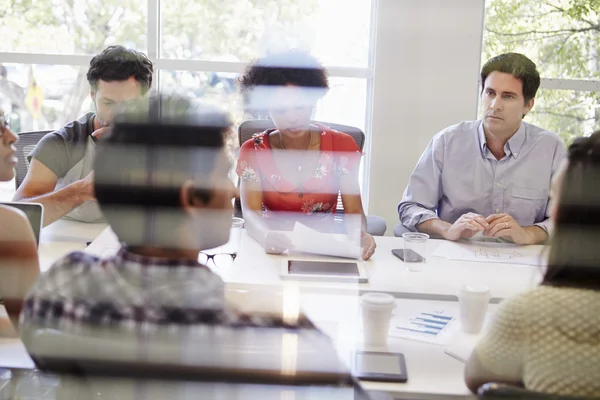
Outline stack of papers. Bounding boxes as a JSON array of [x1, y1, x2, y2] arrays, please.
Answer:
[[432, 240, 547, 266]]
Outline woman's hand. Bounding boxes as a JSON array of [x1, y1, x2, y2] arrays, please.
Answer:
[[361, 232, 376, 260]]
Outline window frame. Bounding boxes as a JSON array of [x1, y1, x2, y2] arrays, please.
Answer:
[[0, 0, 378, 207]]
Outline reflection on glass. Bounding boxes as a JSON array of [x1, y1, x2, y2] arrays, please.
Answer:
[[159, 70, 243, 124], [160, 0, 372, 68], [0, 1, 147, 54], [0, 63, 90, 132]]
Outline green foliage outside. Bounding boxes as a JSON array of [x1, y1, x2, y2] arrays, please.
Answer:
[[482, 0, 600, 144], [0, 0, 319, 130]]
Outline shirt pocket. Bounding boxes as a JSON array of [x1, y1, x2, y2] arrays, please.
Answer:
[[509, 187, 547, 224]]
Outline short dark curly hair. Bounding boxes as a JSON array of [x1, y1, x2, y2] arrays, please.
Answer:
[[239, 51, 328, 115], [87, 45, 154, 94], [480, 52, 540, 103]]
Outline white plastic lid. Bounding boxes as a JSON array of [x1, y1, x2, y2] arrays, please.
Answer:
[[360, 293, 396, 307], [460, 284, 491, 295]]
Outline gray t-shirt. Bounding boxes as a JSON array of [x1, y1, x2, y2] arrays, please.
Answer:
[[29, 112, 96, 178], [28, 112, 104, 223]]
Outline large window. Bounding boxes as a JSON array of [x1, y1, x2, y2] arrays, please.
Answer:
[[0, 0, 374, 135], [481, 0, 600, 143]]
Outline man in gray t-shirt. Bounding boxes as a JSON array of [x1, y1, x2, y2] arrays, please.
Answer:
[[13, 46, 153, 226]]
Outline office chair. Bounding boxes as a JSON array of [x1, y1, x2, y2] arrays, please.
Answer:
[[236, 120, 387, 236], [394, 223, 411, 237], [478, 383, 597, 400], [15, 130, 52, 189]]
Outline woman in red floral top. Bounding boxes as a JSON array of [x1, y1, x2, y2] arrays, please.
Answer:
[[236, 51, 376, 260]]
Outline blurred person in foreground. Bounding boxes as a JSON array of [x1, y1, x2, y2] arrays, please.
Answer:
[[13, 45, 154, 226], [465, 130, 600, 397], [19, 95, 314, 338], [398, 53, 566, 245], [237, 51, 375, 260], [0, 109, 39, 336]]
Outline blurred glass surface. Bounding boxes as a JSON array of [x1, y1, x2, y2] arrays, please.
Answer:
[[0, 64, 91, 132], [0, 0, 147, 54], [161, 0, 372, 68]]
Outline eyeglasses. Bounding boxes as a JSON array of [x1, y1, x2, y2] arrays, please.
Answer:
[[198, 251, 237, 267], [0, 110, 10, 137]]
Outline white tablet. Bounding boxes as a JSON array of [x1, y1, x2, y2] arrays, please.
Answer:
[[0, 201, 43, 247], [280, 259, 368, 283]]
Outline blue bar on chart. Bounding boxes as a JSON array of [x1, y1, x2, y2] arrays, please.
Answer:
[[396, 312, 454, 337]]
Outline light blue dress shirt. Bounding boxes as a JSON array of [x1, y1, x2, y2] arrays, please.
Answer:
[[398, 120, 567, 233]]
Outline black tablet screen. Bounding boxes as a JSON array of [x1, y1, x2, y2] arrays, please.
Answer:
[[288, 261, 359, 276]]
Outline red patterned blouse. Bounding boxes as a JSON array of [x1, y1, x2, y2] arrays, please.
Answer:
[[236, 124, 362, 218]]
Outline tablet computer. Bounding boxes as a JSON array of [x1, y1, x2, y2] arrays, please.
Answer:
[[0, 201, 43, 247], [280, 259, 368, 283]]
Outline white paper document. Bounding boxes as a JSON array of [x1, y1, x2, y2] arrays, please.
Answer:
[[85, 226, 120, 258], [0, 339, 35, 369], [432, 240, 547, 266], [389, 309, 460, 345], [289, 222, 361, 259]]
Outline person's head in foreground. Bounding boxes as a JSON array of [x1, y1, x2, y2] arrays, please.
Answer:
[[239, 50, 329, 131], [88, 45, 154, 131], [465, 130, 600, 397], [94, 94, 237, 256], [20, 94, 316, 339], [480, 52, 540, 139], [545, 129, 600, 287]]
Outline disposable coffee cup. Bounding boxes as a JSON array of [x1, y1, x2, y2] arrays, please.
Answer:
[[360, 293, 396, 347], [458, 285, 491, 334]]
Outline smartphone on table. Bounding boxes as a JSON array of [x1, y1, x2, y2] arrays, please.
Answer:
[[391, 248, 424, 262]]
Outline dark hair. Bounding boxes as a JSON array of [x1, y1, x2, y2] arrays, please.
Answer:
[[543, 130, 600, 290], [93, 94, 231, 244], [480, 53, 540, 103], [239, 51, 329, 117], [87, 45, 154, 94]]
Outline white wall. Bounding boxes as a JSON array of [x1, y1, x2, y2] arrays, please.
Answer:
[[366, 0, 485, 234]]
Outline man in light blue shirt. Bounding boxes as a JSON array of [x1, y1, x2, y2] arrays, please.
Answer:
[[398, 53, 566, 245]]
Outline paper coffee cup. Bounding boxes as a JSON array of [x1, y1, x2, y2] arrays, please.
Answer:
[[360, 293, 396, 347], [458, 285, 490, 334]]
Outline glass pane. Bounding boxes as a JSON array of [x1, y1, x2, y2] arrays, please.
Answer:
[[527, 89, 600, 145], [159, 70, 243, 123], [160, 0, 372, 68], [315, 77, 367, 132], [0, 64, 92, 132], [159, 72, 367, 132], [0, 0, 147, 54], [482, 0, 600, 80]]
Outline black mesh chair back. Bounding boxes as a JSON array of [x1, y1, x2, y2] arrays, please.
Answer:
[[15, 130, 52, 188], [235, 120, 365, 218]]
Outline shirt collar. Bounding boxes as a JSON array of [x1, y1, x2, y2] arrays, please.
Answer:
[[116, 247, 206, 268], [478, 120, 526, 159]]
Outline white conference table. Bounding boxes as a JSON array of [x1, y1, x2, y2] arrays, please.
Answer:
[[72, 223, 543, 302], [1, 290, 486, 399], [31, 219, 543, 398]]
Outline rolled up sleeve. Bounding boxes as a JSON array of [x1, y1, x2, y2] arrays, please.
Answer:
[[398, 134, 444, 231]]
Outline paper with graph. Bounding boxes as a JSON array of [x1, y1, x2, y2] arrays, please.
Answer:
[[432, 240, 547, 266], [389, 309, 460, 345]]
